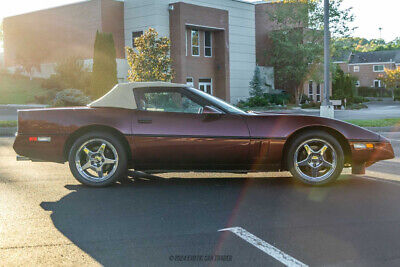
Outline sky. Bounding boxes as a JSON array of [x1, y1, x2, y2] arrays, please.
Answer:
[[0, 0, 399, 42]]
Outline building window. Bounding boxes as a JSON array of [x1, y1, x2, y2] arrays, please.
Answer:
[[186, 77, 194, 87], [353, 66, 360, 72], [204, 31, 212, 57], [132, 31, 143, 48], [199, 78, 212, 94], [355, 80, 361, 87], [373, 65, 385, 72], [308, 81, 313, 101], [316, 83, 321, 102], [191, 29, 200, 56], [374, 80, 382, 88]]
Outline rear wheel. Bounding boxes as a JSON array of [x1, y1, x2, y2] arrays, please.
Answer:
[[287, 131, 344, 185], [68, 132, 128, 187]]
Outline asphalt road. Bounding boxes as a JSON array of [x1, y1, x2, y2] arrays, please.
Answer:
[[1, 134, 400, 266]]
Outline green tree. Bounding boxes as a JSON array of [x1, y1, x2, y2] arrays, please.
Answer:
[[90, 31, 118, 98], [125, 28, 174, 82], [332, 67, 356, 100], [378, 67, 400, 100], [249, 66, 263, 97], [266, 0, 354, 103], [331, 37, 369, 59], [332, 37, 400, 55]]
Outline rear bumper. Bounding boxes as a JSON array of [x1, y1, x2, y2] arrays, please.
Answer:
[[13, 134, 68, 163]]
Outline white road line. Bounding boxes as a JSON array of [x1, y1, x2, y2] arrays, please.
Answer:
[[219, 227, 308, 267]]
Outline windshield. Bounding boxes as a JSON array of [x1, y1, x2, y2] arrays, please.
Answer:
[[188, 87, 247, 115]]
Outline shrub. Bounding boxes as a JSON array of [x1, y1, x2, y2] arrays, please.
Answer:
[[34, 90, 56, 104], [346, 103, 368, 110], [348, 96, 366, 104], [41, 58, 91, 91], [301, 102, 321, 109], [237, 93, 290, 108], [52, 89, 91, 107], [357, 87, 392, 97]]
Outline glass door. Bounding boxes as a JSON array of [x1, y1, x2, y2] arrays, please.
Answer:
[[199, 78, 212, 95]]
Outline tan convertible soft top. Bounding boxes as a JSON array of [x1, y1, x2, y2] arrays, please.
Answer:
[[88, 82, 188, 110]]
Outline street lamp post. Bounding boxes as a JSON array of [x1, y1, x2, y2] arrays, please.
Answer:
[[320, 0, 334, 118]]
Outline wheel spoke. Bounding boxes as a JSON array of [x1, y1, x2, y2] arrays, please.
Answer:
[[322, 160, 333, 168], [82, 146, 93, 156], [104, 157, 116, 165], [97, 143, 107, 155], [297, 158, 309, 167], [96, 166, 104, 178], [318, 145, 328, 156], [81, 160, 92, 171], [304, 144, 314, 155]]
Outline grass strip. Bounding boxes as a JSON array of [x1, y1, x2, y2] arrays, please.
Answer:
[[345, 118, 400, 127]]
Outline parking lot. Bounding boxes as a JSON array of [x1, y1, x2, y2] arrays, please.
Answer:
[[1, 133, 400, 266]]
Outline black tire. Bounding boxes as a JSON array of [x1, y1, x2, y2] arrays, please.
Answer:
[[68, 132, 128, 187], [287, 131, 344, 186]]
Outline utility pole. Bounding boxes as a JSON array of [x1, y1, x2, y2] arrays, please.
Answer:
[[379, 27, 383, 39], [320, 0, 334, 118]]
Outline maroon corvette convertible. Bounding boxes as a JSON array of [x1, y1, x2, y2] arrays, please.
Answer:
[[14, 82, 394, 186]]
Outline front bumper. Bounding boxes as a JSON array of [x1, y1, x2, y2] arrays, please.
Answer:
[[350, 139, 395, 174]]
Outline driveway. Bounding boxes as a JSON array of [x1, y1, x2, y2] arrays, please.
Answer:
[[1, 133, 400, 266]]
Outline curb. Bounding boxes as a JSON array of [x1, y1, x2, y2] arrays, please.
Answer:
[[0, 127, 17, 137]]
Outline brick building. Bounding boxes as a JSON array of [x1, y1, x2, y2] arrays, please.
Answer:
[[334, 50, 400, 89]]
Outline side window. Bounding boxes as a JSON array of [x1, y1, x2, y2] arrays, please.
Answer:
[[135, 89, 203, 114]]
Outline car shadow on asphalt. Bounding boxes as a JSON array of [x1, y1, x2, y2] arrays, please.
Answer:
[[39, 176, 363, 266]]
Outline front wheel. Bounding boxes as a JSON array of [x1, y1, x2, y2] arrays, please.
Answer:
[[68, 132, 128, 187], [287, 131, 344, 185]]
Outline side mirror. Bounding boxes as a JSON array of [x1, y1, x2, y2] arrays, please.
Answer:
[[202, 106, 223, 115]]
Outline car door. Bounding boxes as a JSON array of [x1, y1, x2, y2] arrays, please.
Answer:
[[131, 87, 250, 170]]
